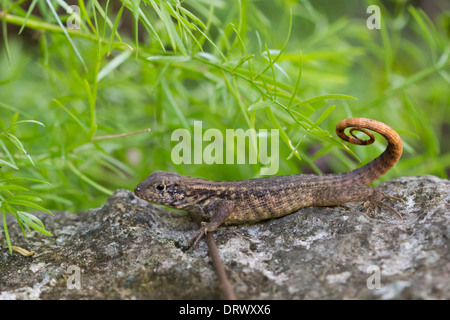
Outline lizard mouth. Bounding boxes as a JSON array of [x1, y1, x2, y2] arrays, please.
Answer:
[[134, 185, 143, 198], [134, 186, 173, 205], [134, 185, 154, 202]]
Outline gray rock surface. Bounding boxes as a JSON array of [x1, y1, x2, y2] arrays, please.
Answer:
[[0, 175, 448, 299]]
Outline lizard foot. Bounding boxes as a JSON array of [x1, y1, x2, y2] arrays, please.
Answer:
[[363, 190, 405, 220], [188, 222, 209, 248], [187, 200, 233, 248]]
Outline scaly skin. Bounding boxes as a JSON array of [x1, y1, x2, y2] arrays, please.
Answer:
[[134, 118, 404, 247]]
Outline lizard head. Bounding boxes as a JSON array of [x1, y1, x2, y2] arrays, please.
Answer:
[[134, 171, 186, 208]]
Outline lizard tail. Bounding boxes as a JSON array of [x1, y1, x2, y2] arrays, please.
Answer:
[[335, 118, 403, 185]]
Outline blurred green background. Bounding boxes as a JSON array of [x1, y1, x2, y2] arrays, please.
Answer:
[[0, 0, 449, 219]]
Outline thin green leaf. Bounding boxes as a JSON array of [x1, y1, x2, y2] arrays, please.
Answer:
[[7, 194, 43, 202], [2, 208, 13, 254], [286, 105, 337, 161], [0, 102, 31, 116], [255, 9, 293, 81], [160, 78, 189, 130], [17, 211, 45, 229], [99, 153, 134, 176], [248, 100, 278, 112], [293, 94, 357, 109], [77, 0, 94, 33], [2, 132, 34, 166], [18, 211, 52, 237], [0, 184, 29, 192], [98, 50, 132, 81], [53, 99, 89, 133], [178, 6, 207, 29], [18, 0, 38, 35], [408, 6, 437, 57], [41, 194, 73, 206], [262, 50, 290, 80], [147, 55, 191, 63], [222, 74, 252, 128], [67, 161, 113, 195], [265, 106, 301, 161], [107, 4, 126, 55], [1, 0, 11, 64], [0, 177, 50, 184], [313, 104, 336, 127], [0, 139, 17, 168], [191, 25, 227, 61], [366, 47, 449, 108], [93, 1, 122, 41], [166, 4, 205, 52], [226, 55, 255, 72], [0, 158, 19, 170], [138, 7, 164, 51], [131, 0, 140, 54], [287, 52, 303, 109], [6, 198, 53, 216], [158, 2, 187, 56], [263, 45, 277, 99], [4, 120, 45, 132], [4, 202, 27, 237], [83, 79, 98, 139], [45, 0, 87, 71]]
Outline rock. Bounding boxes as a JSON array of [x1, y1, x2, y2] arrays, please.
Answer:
[[0, 175, 448, 299]]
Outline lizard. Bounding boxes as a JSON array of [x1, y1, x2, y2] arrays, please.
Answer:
[[134, 118, 405, 247]]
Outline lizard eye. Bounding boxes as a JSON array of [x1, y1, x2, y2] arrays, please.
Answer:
[[155, 184, 165, 191]]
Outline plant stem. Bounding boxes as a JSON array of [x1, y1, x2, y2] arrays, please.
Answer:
[[0, 11, 103, 43], [91, 128, 151, 141]]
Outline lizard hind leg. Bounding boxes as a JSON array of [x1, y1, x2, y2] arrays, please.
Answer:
[[313, 185, 405, 220]]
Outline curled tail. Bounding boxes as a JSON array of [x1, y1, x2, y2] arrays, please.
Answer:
[[336, 118, 402, 185]]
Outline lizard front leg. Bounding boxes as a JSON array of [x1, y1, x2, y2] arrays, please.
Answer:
[[188, 200, 234, 248], [313, 185, 405, 219]]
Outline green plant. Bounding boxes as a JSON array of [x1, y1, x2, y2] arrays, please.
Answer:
[[0, 0, 448, 253], [1, 119, 52, 254]]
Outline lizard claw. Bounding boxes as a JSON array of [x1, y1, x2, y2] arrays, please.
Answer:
[[188, 223, 208, 248], [363, 191, 404, 220]]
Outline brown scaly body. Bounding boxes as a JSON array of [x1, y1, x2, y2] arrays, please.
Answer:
[[135, 118, 404, 247]]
